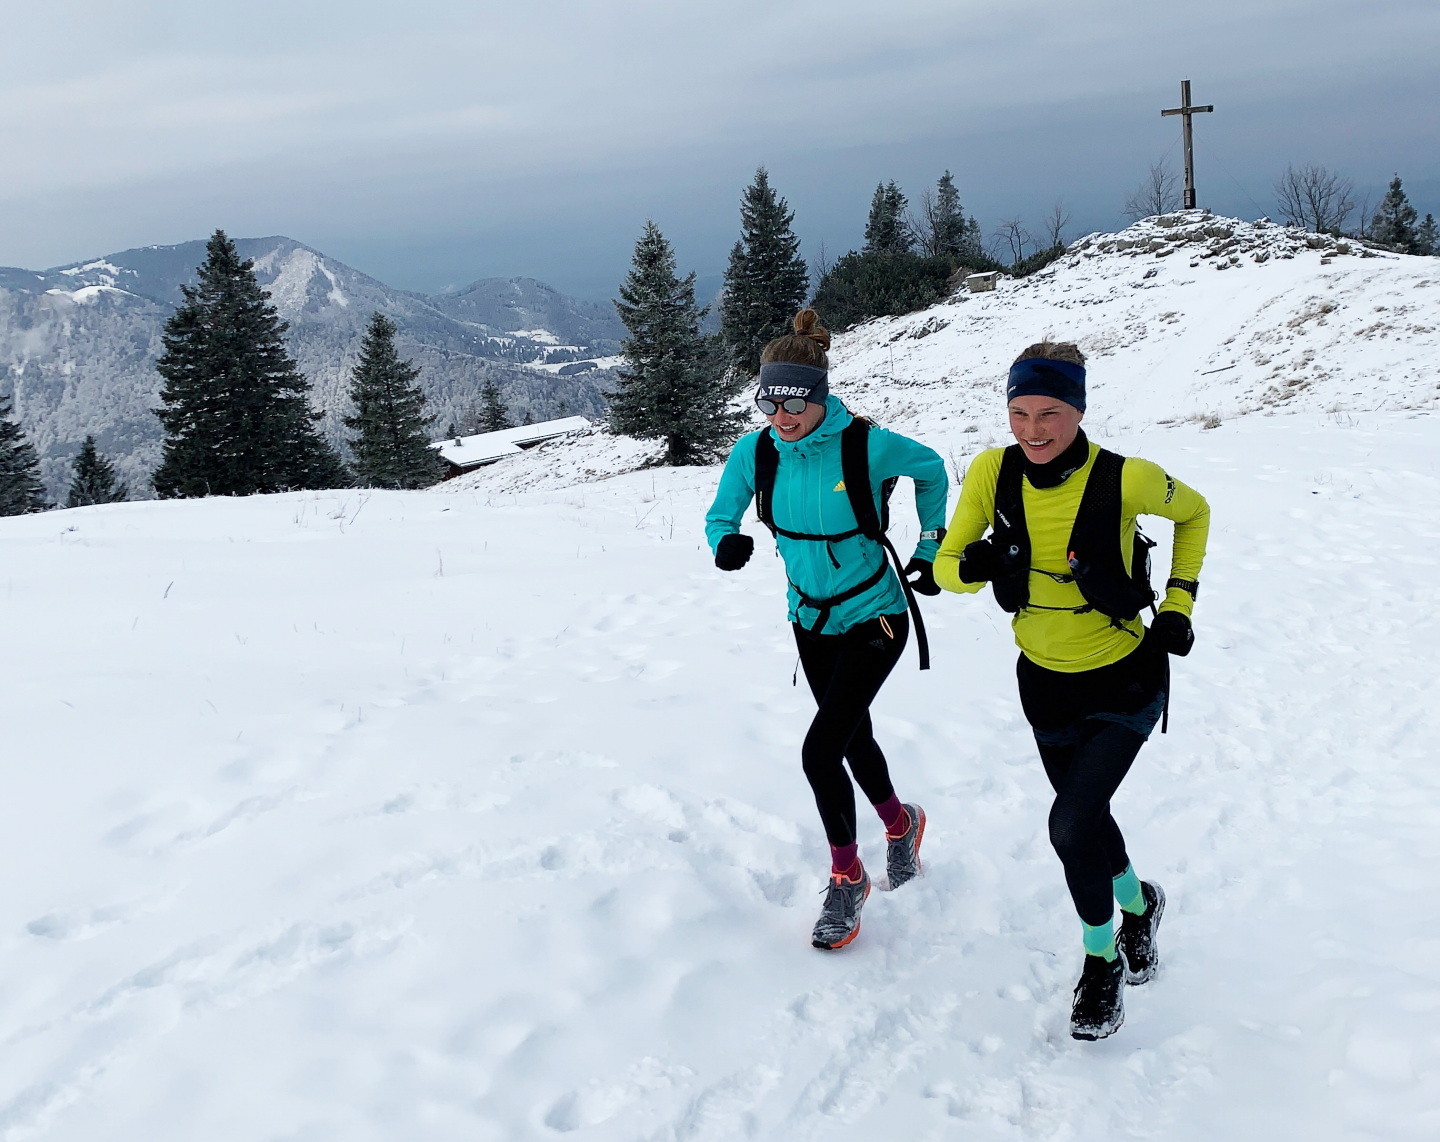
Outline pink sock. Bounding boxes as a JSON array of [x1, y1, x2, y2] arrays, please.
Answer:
[[830, 842, 860, 879], [875, 794, 908, 836]]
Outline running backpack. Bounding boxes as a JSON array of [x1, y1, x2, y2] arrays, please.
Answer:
[[989, 445, 1158, 624], [753, 416, 930, 669]]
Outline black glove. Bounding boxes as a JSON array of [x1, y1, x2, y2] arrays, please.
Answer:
[[715, 533, 754, 571], [903, 558, 941, 596], [1149, 610, 1194, 656], [958, 539, 1001, 584]]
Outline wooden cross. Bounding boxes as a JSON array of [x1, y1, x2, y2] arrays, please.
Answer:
[[1161, 80, 1214, 210]]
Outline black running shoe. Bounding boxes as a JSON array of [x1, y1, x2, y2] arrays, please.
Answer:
[[885, 803, 926, 890], [1118, 881, 1166, 985], [1070, 953, 1125, 1040], [811, 866, 871, 950]]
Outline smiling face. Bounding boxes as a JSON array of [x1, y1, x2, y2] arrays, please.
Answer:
[[1007, 395, 1084, 464], [766, 399, 827, 442]]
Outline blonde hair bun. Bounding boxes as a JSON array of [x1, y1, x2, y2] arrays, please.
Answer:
[[792, 308, 831, 352]]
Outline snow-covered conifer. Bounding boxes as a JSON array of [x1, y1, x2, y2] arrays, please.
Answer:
[[66, 435, 128, 507], [1370, 176, 1420, 253], [1414, 213, 1438, 257], [344, 312, 444, 489], [479, 378, 511, 432], [863, 182, 913, 256], [720, 168, 810, 380], [609, 221, 740, 466], [0, 395, 46, 515], [152, 230, 347, 498]]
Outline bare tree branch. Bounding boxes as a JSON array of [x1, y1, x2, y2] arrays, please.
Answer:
[[1123, 162, 1181, 222], [992, 218, 1031, 265], [1041, 198, 1072, 250], [1274, 163, 1354, 234]]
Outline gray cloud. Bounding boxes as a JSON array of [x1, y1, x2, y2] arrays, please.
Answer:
[[2, 1, 1435, 299]]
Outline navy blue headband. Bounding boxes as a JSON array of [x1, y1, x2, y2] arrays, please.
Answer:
[[757, 361, 828, 405], [1006, 358, 1086, 412]]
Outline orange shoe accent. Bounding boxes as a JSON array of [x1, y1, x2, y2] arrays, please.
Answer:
[[818, 877, 871, 950]]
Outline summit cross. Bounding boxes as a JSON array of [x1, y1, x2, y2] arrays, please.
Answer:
[[1161, 80, 1214, 210]]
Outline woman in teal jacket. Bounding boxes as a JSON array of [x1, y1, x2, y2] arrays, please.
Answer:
[[705, 309, 948, 950]]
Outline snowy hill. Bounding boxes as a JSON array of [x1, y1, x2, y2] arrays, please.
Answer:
[[446, 212, 1440, 498], [2, 215, 1439, 1138], [0, 239, 619, 500]]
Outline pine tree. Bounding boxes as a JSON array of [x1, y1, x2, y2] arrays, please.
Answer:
[[608, 221, 742, 466], [933, 171, 967, 257], [151, 230, 347, 498], [1415, 213, 1438, 257], [863, 181, 913, 256], [343, 312, 445, 489], [720, 167, 811, 379], [0, 394, 46, 515], [1370, 176, 1420, 252], [479, 377, 511, 432], [66, 435, 128, 507]]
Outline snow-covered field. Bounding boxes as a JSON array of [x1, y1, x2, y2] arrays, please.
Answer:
[[2, 218, 1439, 1139]]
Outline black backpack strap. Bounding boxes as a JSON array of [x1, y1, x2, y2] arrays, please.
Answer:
[[753, 428, 779, 536], [790, 561, 890, 638], [1067, 449, 1150, 624], [991, 445, 1031, 613], [839, 416, 931, 670], [840, 419, 881, 541]]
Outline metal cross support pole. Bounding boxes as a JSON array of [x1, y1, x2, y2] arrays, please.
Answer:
[[1161, 80, 1214, 210]]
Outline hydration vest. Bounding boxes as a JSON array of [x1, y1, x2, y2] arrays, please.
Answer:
[[990, 444, 1157, 626], [753, 417, 930, 669]]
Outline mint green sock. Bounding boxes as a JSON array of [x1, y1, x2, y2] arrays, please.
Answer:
[[1113, 864, 1146, 916], [1082, 917, 1117, 961]]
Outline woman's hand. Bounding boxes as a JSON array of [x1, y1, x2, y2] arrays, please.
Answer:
[[902, 558, 941, 596], [715, 533, 754, 571]]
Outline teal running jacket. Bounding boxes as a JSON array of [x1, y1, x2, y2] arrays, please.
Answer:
[[705, 396, 949, 634]]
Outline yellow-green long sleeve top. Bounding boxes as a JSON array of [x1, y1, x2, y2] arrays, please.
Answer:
[[934, 442, 1210, 672]]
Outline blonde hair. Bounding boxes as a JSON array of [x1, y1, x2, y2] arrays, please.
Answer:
[[1014, 340, 1085, 366], [760, 308, 831, 368]]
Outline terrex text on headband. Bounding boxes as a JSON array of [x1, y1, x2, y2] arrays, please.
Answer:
[[756, 361, 828, 413]]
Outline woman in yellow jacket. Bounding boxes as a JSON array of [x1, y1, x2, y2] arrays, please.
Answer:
[[935, 340, 1209, 1041]]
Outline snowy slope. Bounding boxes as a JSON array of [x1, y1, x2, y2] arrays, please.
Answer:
[[2, 409, 1438, 1140], [2, 216, 1439, 1139]]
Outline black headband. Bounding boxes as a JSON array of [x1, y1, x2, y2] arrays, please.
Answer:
[[757, 361, 829, 405]]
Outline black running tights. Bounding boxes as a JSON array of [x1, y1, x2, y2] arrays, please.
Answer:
[[1037, 725, 1145, 925], [793, 611, 909, 847], [1017, 645, 1165, 926]]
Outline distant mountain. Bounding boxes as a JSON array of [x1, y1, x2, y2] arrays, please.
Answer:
[[429, 277, 625, 349], [0, 238, 622, 500]]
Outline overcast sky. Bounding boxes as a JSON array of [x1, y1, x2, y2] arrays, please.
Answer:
[[1, 0, 1436, 300]]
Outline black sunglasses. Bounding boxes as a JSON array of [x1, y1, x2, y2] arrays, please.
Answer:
[[756, 395, 809, 415]]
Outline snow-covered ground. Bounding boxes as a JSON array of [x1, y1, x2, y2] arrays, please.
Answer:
[[2, 217, 1438, 1139]]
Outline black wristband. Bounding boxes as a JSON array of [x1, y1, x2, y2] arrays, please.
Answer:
[[1166, 577, 1199, 598]]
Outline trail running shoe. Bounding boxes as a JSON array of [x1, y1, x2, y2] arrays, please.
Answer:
[[811, 866, 871, 950], [885, 803, 926, 890], [1070, 953, 1125, 1041], [1118, 881, 1166, 985]]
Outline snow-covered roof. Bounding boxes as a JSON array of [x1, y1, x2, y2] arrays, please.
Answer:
[[430, 416, 591, 471]]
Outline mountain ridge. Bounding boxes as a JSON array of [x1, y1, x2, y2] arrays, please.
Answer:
[[0, 236, 626, 499]]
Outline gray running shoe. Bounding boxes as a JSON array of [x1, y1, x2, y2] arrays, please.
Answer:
[[1118, 881, 1166, 985], [811, 866, 871, 950], [1070, 953, 1125, 1040], [885, 803, 926, 890]]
